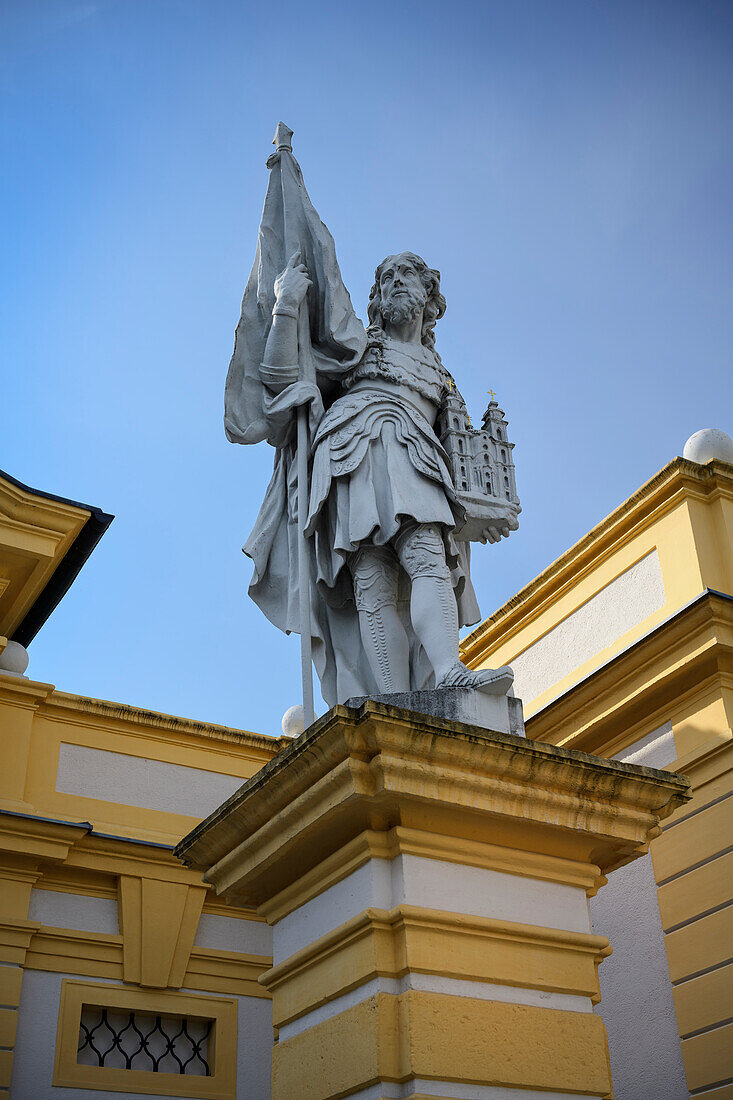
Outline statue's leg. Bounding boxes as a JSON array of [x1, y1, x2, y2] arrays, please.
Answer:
[[395, 522, 515, 695], [350, 546, 410, 693], [394, 522, 458, 684]]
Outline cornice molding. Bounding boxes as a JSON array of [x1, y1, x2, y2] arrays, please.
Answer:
[[177, 704, 689, 907], [20, 923, 270, 999], [261, 904, 612, 1026], [41, 691, 282, 756], [525, 589, 733, 753], [461, 457, 733, 666], [0, 811, 90, 865]]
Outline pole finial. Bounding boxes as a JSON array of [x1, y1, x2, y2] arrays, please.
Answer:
[[273, 122, 293, 152]]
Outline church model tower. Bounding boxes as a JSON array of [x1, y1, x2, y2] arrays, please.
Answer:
[[436, 388, 520, 509]]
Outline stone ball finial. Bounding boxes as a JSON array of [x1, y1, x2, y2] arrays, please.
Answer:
[[0, 641, 29, 677], [683, 428, 733, 466], [281, 704, 306, 738]]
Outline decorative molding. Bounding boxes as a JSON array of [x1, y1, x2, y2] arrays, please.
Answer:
[[0, 468, 106, 643], [118, 875, 206, 988], [21, 924, 270, 999], [53, 978, 237, 1099], [43, 691, 281, 758], [461, 457, 733, 666], [525, 590, 733, 754], [185, 946, 271, 999], [180, 705, 689, 907], [262, 904, 611, 1028], [0, 917, 41, 965], [0, 812, 89, 865], [25, 925, 124, 979]]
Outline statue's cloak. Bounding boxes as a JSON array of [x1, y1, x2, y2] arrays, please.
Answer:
[[224, 147, 366, 448], [224, 145, 375, 707]]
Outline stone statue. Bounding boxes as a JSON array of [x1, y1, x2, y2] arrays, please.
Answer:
[[225, 126, 520, 715]]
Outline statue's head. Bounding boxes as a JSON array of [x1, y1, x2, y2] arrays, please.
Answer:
[[367, 252, 446, 349]]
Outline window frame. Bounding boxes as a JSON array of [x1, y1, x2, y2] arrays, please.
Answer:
[[53, 979, 237, 1098]]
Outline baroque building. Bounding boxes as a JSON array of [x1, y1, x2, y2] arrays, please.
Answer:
[[436, 390, 519, 506], [0, 435, 731, 1099]]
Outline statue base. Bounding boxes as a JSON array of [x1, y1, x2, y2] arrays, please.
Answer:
[[178, 702, 689, 1100], [345, 686, 525, 736]]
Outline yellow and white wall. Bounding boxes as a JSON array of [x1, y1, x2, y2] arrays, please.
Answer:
[[0, 681, 283, 1099], [463, 455, 733, 1099], [1, 453, 730, 1098]]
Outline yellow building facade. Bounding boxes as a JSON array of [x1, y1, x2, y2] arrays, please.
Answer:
[[464, 455, 733, 1099], [0, 453, 730, 1099]]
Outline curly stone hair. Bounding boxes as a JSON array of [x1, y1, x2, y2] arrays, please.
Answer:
[[366, 252, 446, 349]]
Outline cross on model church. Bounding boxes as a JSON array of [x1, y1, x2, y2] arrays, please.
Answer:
[[488, 388, 497, 402]]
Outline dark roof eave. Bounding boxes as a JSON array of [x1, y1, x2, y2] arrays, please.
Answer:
[[1, 468, 114, 647]]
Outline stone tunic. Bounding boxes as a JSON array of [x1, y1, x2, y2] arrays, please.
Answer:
[[305, 334, 473, 611]]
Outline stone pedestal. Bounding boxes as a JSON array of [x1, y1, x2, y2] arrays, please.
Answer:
[[346, 686, 525, 735], [176, 701, 689, 1100]]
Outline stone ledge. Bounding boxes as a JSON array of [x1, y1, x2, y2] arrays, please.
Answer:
[[345, 687, 524, 736], [176, 702, 690, 907]]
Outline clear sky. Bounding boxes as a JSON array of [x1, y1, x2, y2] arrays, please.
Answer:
[[2, 0, 731, 737]]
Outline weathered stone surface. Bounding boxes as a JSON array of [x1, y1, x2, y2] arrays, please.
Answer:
[[345, 687, 525, 736], [176, 701, 691, 901]]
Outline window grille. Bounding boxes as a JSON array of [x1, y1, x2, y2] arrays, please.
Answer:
[[78, 1006, 212, 1076]]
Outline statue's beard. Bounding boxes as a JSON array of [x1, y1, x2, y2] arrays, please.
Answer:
[[380, 287, 426, 328]]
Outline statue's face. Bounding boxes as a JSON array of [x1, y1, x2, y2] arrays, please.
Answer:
[[379, 254, 427, 327]]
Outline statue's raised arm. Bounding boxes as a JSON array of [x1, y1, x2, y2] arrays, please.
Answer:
[[226, 126, 521, 722], [224, 122, 366, 449]]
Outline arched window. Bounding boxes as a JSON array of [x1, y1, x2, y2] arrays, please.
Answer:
[[457, 438, 464, 453], [500, 449, 506, 462], [497, 428, 503, 440], [453, 418, 459, 429]]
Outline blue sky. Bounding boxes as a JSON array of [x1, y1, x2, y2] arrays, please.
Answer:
[[2, 0, 731, 737]]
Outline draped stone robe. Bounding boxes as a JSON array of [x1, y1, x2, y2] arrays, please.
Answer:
[[244, 330, 481, 708]]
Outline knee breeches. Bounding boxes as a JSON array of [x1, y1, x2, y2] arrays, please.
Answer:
[[349, 523, 450, 612]]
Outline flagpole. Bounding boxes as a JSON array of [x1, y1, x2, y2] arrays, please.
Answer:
[[296, 398, 315, 728], [273, 123, 315, 729]]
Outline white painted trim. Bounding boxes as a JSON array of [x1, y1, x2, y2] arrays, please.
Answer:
[[55, 743, 244, 818], [592, 724, 688, 1100], [510, 549, 665, 705], [346, 1082, 602, 1099], [28, 889, 119, 935], [194, 913, 272, 955], [273, 854, 590, 963], [278, 974, 593, 1041], [613, 721, 676, 769]]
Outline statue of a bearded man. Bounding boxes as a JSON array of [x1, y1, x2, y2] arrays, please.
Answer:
[[224, 129, 518, 712]]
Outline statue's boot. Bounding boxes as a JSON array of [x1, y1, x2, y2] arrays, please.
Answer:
[[436, 661, 514, 696]]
